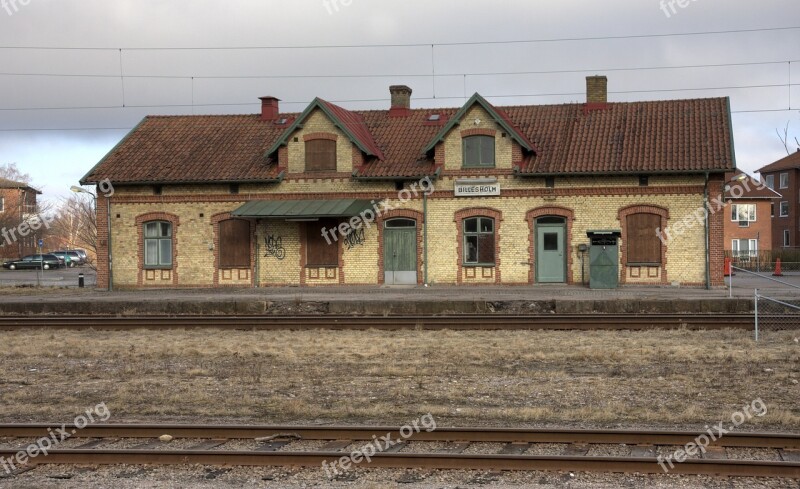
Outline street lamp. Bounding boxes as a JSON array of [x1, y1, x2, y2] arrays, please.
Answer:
[[71, 185, 111, 291]]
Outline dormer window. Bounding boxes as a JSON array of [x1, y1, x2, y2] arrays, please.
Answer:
[[305, 139, 336, 172], [463, 135, 495, 168]]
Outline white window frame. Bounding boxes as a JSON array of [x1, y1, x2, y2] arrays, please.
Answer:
[[780, 201, 789, 217], [731, 238, 758, 259], [780, 172, 789, 189], [784, 229, 791, 247], [730, 204, 756, 223], [765, 175, 775, 189], [0, 197, 4, 213]]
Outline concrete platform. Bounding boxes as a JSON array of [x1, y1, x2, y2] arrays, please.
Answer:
[[0, 282, 775, 316]]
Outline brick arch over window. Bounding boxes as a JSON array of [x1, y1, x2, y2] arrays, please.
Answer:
[[302, 132, 339, 142], [135, 212, 180, 287], [617, 204, 670, 285], [376, 209, 425, 285], [454, 207, 503, 284], [460, 128, 497, 138], [526, 206, 575, 284], [211, 212, 256, 287]]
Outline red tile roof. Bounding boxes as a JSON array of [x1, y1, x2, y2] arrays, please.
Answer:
[[724, 170, 781, 200], [757, 149, 800, 174], [82, 96, 734, 184]]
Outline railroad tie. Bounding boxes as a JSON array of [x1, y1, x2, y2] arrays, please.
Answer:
[[255, 439, 294, 452], [499, 442, 530, 455], [188, 440, 228, 450], [562, 444, 590, 456], [74, 438, 117, 450], [701, 446, 727, 460], [320, 440, 352, 451], [436, 442, 471, 454], [630, 445, 657, 458], [779, 449, 800, 462]]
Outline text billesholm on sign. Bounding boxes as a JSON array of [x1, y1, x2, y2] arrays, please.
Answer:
[[454, 179, 501, 197]]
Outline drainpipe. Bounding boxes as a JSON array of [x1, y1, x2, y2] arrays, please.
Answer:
[[704, 172, 710, 290], [107, 196, 113, 292], [423, 191, 429, 286]]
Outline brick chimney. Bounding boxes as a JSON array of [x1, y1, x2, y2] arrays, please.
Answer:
[[586, 76, 608, 104], [389, 85, 412, 117], [259, 96, 280, 121]]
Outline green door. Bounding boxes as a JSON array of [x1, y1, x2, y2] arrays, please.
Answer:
[[536, 224, 566, 283], [384, 219, 417, 285]]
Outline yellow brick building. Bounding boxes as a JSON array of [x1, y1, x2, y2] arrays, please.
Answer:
[[81, 77, 734, 290]]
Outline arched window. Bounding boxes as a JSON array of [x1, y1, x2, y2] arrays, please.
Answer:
[[463, 135, 495, 168], [463, 217, 495, 265], [144, 221, 172, 267]]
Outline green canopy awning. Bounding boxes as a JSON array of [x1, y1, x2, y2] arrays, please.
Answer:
[[232, 199, 377, 219]]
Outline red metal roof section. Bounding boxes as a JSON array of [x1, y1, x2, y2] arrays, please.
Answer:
[[82, 97, 734, 184], [318, 99, 385, 161]]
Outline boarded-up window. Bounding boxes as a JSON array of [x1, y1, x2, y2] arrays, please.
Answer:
[[305, 139, 337, 172], [626, 213, 661, 264], [219, 219, 251, 268], [306, 219, 339, 266]]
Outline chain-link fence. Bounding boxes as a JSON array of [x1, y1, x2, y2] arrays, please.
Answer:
[[754, 290, 800, 341]]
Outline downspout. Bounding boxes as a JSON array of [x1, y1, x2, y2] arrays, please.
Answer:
[[704, 172, 710, 290], [423, 191, 429, 286], [107, 196, 113, 292]]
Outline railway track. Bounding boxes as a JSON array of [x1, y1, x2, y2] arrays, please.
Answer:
[[0, 314, 756, 330], [0, 425, 798, 478]]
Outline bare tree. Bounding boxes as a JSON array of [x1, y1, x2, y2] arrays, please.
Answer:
[[776, 121, 800, 155], [0, 163, 32, 184], [49, 194, 97, 269]]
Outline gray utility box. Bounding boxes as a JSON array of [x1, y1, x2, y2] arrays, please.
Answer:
[[587, 230, 621, 290]]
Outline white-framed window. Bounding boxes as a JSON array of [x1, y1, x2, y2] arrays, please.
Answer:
[[780, 172, 789, 189], [765, 175, 775, 189], [730, 204, 756, 224], [144, 221, 173, 267], [0, 197, 4, 213], [731, 239, 757, 259], [784, 229, 791, 247], [780, 201, 789, 217]]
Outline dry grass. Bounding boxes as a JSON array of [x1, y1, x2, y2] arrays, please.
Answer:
[[0, 328, 798, 429]]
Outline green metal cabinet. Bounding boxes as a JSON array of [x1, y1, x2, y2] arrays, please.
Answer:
[[587, 231, 621, 290]]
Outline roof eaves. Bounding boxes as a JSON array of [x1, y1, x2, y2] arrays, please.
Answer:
[[80, 117, 148, 185]]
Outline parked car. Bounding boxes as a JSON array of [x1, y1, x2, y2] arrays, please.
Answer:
[[53, 250, 84, 266], [51, 251, 74, 268], [2, 254, 61, 270], [65, 249, 88, 265]]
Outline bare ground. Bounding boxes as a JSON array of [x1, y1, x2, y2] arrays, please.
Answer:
[[0, 328, 797, 430]]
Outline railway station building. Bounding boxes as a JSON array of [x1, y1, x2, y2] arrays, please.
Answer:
[[81, 76, 735, 289]]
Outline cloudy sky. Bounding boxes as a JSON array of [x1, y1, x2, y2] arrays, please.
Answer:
[[0, 0, 798, 204]]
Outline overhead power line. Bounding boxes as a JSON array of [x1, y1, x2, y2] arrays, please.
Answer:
[[0, 26, 797, 51], [1, 82, 797, 112], [0, 60, 797, 80]]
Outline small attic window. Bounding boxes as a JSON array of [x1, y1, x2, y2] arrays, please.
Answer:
[[427, 114, 441, 121], [275, 118, 288, 125]]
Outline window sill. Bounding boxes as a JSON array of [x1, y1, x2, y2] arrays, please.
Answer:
[[462, 263, 496, 267], [626, 263, 662, 267], [143, 265, 173, 270], [219, 266, 251, 270], [305, 265, 338, 269]]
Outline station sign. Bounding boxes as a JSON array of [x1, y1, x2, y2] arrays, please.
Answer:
[[454, 178, 500, 197]]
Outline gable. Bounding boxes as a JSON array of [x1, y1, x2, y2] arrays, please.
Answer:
[[423, 93, 535, 154]]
